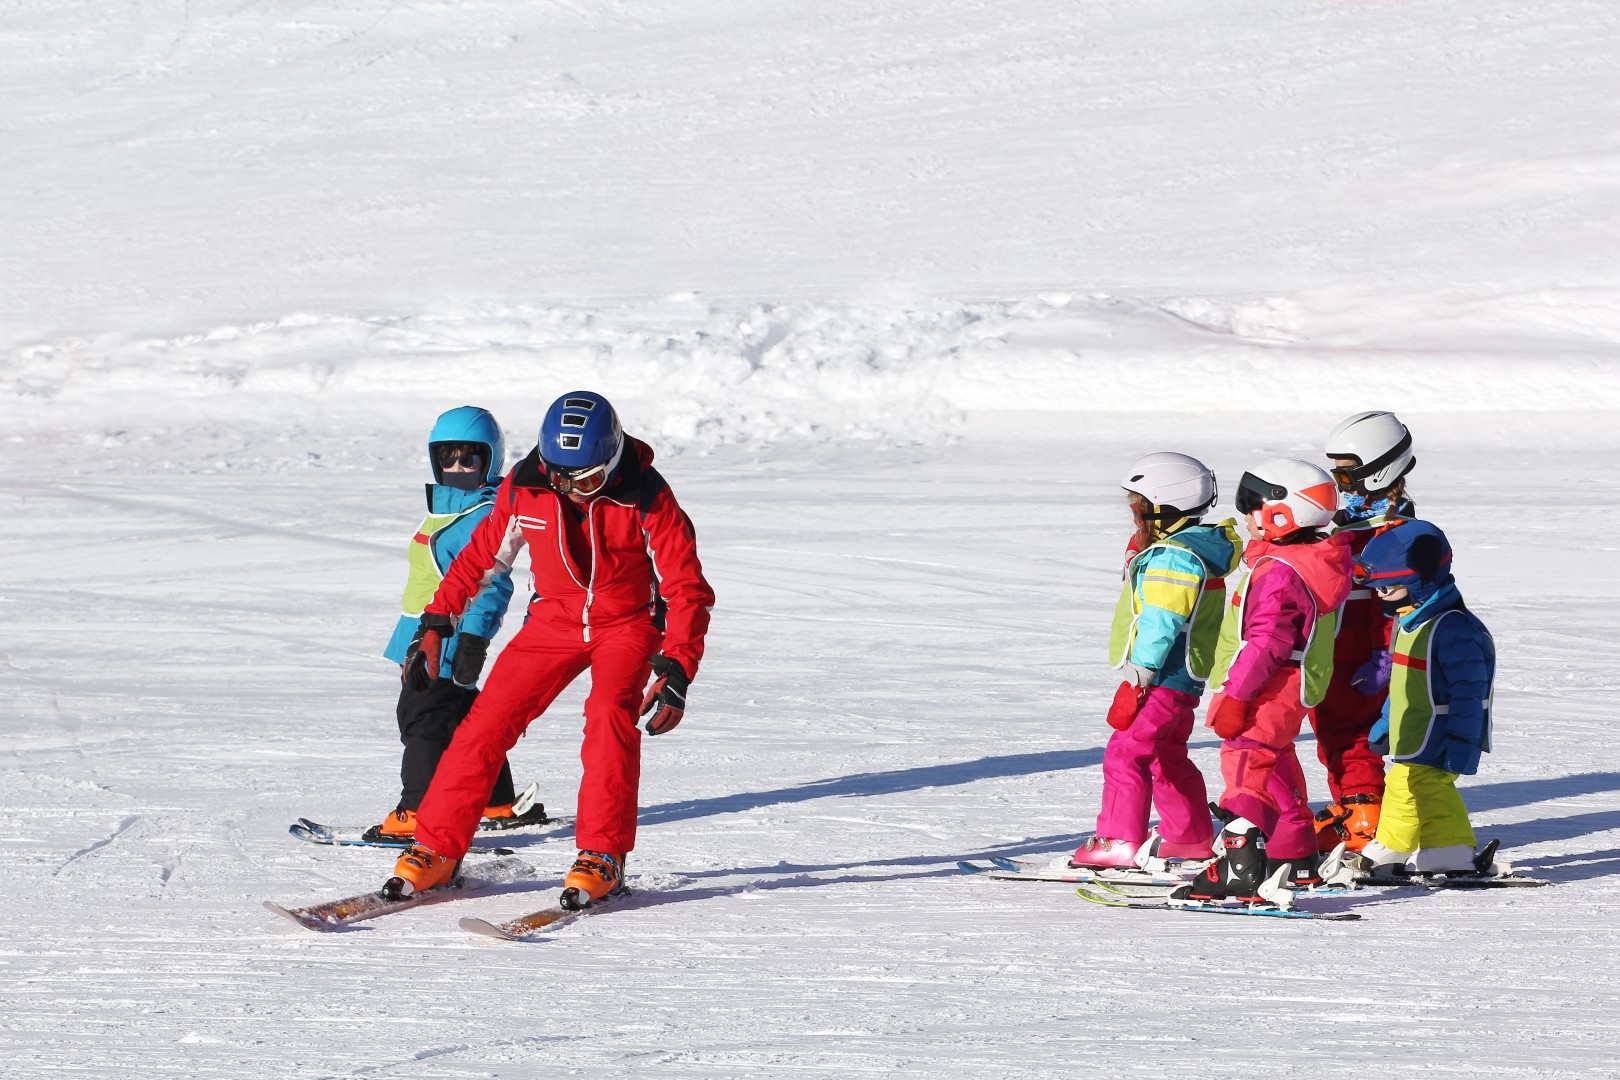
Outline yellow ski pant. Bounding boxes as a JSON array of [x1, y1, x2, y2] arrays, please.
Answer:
[[1375, 762, 1477, 853]]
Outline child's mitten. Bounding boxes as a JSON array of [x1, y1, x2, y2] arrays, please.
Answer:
[[1210, 694, 1252, 740]]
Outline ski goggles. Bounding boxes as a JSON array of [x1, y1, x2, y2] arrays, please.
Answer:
[[546, 460, 611, 496], [1329, 432, 1413, 490], [1233, 472, 1288, 516], [433, 443, 485, 469], [1352, 559, 1409, 588]]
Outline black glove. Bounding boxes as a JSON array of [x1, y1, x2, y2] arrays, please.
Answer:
[[640, 655, 690, 736], [450, 634, 491, 688], [403, 613, 456, 692]]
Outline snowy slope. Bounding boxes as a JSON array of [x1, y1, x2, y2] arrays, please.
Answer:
[[5, 1, 1620, 1078]]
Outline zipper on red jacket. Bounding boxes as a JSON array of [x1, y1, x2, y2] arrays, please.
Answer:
[[583, 500, 597, 643]]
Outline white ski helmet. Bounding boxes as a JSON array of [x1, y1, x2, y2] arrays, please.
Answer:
[[1120, 452, 1218, 526], [1234, 457, 1339, 542], [1324, 411, 1415, 495]]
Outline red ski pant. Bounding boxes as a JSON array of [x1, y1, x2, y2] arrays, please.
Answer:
[[1308, 667, 1388, 802], [415, 618, 660, 860], [1308, 596, 1389, 802], [1095, 685, 1212, 847]]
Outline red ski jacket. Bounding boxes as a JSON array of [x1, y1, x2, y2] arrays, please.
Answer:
[[426, 436, 715, 680]]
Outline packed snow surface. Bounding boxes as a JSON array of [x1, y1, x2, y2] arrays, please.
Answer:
[[4, 1, 1620, 1078]]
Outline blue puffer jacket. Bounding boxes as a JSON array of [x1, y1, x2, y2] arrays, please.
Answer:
[[1385, 580, 1495, 775], [383, 482, 515, 667]]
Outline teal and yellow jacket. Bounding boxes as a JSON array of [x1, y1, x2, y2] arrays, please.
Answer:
[[1109, 520, 1243, 697]]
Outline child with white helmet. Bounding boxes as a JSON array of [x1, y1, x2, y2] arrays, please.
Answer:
[[1071, 453, 1242, 870], [1175, 458, 1353, 904], [1309, 411, 1418, 855]]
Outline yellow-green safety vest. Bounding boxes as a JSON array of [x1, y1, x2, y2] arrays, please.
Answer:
[[1386, 611, 1494, 761], [399, 506, 486, 617]]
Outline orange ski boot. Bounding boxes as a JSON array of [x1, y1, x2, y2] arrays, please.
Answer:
[[382, 844, 461, 900], [559, 850, 626, 910], [481, 796, 549, 831], [1339, 794, 1382, 852], [1314, 802, 1350, 853], [363, 807, 417, 844]]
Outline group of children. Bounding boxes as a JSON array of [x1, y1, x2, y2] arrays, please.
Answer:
[[1075, 411, 1499, 902]]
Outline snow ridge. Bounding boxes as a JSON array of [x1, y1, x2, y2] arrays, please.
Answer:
[[7, 290, 1620, 451]]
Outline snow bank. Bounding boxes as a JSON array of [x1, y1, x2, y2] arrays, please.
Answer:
[[8, 289, 1620, 456]]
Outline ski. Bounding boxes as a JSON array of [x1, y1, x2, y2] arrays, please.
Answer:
[[287, 784, 563, 849], [288, 819, 517, 856], [265, 855, 535, 932], [1355, 871, 1548, 890], [1351, 840, 1549, 889], [1076, 885, 1363, 921], [957, 855, 1201, 888], [459, 885, 634, 941], [1087, 878, 1360, 900]]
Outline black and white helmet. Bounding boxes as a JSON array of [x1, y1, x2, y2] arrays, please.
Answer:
[[1121, 452, 1218, 524], [1325, 411, 1415, 495]]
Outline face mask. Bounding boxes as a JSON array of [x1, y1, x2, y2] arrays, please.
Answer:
[[1379, 595, 1413, 617], [1340, 492, 1390, 518], [440, 470, 483, 491]]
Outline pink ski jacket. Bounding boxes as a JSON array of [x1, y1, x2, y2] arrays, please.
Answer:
[[1220, 533, 1354, 704]]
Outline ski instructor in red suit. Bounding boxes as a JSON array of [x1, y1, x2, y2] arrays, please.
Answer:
[[383, 390, 715, 910]]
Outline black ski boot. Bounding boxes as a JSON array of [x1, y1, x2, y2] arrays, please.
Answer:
[[1267, 851, 1325, 889], [1173, 818, 1268, 902]]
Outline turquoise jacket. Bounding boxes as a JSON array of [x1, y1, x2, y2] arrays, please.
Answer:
[[1122, 522, 1243, 697], [382, 482, 515, 667]]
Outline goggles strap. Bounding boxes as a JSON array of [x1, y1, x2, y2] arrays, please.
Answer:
[[1347, 431, 1412, 481]]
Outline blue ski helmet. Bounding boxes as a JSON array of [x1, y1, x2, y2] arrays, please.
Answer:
[[539, 391, 623, 471], [428, 406, 506, 486], [1352, 519, 1454, 603]]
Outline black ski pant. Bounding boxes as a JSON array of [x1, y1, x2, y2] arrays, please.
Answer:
[[395, 677, 516, 812]]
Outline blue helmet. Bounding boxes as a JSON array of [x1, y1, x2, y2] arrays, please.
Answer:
[[539, 391, 623, 471], [428, 406, 505, 486], [1353, 519, 1454, 603]]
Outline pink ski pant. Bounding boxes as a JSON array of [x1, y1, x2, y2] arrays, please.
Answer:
[[415, 618, 660, 860], [1211, 667, 1316, 860], [1096, 685, 1213, 847]]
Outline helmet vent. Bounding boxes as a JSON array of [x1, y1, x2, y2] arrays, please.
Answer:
[[559, 434, 583, 449], [1130, 474, 1145, 482], [560, 413, 589, 429], [563, 398, 597, 411]]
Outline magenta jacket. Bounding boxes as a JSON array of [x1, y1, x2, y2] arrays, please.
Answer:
[[1221, 534, 1355, 704]]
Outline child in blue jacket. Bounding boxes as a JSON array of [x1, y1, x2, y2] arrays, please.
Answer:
[[1349, 519, 1496, 875], [367, 406, 543, 841]]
